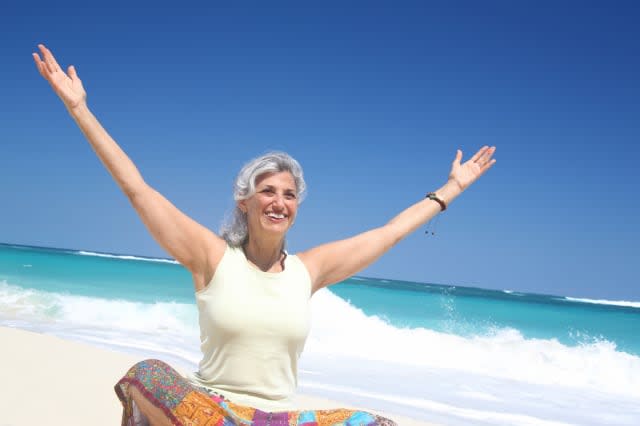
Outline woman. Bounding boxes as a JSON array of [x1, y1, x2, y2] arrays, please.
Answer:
[[33, 44, 496, 426]]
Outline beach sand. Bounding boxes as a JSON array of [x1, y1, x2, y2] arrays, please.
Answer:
[[1, 326, 436, 425]]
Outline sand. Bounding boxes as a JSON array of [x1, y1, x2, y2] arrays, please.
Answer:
[[0, 326, 437, 425]]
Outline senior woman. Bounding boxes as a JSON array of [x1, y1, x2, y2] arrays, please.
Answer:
[[34, 44, 496, 426]]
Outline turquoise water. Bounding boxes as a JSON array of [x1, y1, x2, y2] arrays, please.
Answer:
[[2, 242, 639, 355], [0, 243, 193, 303], [2, 242, 640, 425], [331, 279, 640, 355]]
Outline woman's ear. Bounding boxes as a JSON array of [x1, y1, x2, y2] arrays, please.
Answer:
[[238, 200, 247, 214]]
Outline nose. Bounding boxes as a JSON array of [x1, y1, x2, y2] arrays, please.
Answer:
[[271, 194, 285, 210]]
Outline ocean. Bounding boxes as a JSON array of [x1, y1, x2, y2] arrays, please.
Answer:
[[1, 242, 639, 425]]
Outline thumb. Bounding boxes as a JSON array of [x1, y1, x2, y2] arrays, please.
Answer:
[[68, 65, 79, 80], [452, 149, 462, 166]]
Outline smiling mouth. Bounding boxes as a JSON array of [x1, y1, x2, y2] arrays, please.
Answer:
[[265, 212, 287, 220]]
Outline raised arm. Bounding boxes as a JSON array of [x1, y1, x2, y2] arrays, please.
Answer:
[[298, 146, 496, 293], [33, 44, 225, 289]]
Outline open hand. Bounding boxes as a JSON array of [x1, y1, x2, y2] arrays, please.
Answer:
[[448, 146, 496, 191], [33, 44, 86, 111]]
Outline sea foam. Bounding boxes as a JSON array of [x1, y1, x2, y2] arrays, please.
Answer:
[[2, 280, 639, 400], [564, 296, 640, 309], [77, 250, 179, 264]]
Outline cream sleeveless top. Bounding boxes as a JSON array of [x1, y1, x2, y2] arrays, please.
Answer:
[[187, 245, 312, 411]]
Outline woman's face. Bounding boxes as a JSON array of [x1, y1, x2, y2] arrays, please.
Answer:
[[240, 171, 299, 240]]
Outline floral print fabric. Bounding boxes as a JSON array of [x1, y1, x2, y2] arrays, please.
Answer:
[[115, 359, 397, 426]]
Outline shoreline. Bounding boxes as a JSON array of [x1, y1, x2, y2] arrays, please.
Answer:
[[1, 325, 437, 425]]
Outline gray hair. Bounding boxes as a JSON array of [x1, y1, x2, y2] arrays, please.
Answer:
[[220, 152, 307, 247]]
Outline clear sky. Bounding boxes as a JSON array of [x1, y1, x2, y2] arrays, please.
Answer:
[[1, 1, 638, 300]]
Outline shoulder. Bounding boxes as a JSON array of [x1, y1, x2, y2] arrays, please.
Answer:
[[193, 242, 236, 292], [295, 248, 322, 278], [289, 252, 315, 292]]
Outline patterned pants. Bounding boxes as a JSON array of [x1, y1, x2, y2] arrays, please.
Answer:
[[115, 359, 397, 426]]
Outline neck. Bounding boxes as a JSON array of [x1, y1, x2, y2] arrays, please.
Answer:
[[243, 236, 285, 272]]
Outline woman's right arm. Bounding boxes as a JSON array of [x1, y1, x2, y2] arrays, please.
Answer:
[[33, 44, 225, 289]]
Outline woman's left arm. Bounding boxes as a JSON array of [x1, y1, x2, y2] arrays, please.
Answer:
[[298, 146, 496, 294]]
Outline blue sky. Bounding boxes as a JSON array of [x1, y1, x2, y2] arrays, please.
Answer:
[[1, 1, 638, 299]]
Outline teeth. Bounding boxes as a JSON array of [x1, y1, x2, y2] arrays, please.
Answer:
[[267, 213, 285, 219]]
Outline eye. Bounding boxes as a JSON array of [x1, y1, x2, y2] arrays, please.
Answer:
[[285, 192, 297, 200]]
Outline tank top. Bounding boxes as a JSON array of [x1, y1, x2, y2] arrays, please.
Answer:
[[188, 245, 312, 411]]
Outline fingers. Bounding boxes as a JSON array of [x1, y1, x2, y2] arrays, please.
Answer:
[[38, 44, 62, 74], [470, 145, 490, 163], [478, 146, 496, 165], [477, 146, 497, 175], [478, 158, 497, 177], [32, 52, 46, 75], [482, 157, 497, 170], [36, 45, 54, 74], [32, 52, 54, 83], [33, 50, 52, 76], [34, 44, 78, 87], [469, 146, 496, 167]]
